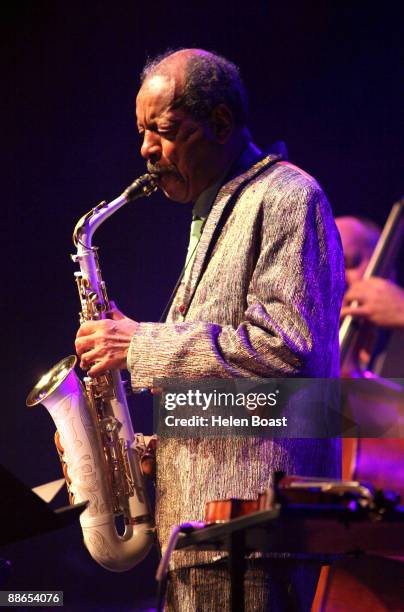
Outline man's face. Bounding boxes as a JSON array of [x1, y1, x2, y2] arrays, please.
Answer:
[[136, 74, 220, 203], [335, 217, 377, 288]]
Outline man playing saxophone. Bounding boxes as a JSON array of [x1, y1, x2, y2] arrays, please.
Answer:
[[75, 48, 344, 611]]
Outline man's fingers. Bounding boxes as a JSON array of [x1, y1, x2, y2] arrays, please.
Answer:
[[110, 309, 126, 321], [76, 320, 112, 355], [75, 335, 96, 356], [76, 321, 99, 337], [109, 300, 126, 321], [75, 316, 136, 375], [87, 360, 107, 377], [343, 289, 361, 305], [79, 347, 101, 370], [341, 305, 367, 318]]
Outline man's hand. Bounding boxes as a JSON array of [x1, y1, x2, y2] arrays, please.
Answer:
[[341, 277, 404, 328], [75, 303, 138, 376]]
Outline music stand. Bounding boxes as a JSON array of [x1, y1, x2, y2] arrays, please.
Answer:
[[0, 464, 86, 547]]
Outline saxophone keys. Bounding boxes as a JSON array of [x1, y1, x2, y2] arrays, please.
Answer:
[[62, 463, 72, 485], [54, 430, 64, 454]]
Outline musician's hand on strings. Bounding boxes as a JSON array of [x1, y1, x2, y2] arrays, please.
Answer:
[[75, 302, 139, 376], [341, 277, 404, 328]]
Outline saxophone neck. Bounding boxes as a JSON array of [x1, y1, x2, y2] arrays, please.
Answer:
[[73, 173, 157, 250], [73, 195, 126, 250]]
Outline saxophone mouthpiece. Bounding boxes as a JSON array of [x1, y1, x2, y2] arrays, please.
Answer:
[[124, 173, 158, 202]]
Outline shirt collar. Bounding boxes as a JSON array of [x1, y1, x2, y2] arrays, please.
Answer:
[[192, 142, 264, 219], [192, 174, 225, 219]]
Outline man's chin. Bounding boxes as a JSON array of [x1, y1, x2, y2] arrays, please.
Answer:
[[159, 176, 191, 203], [161, 188, 192, 204]]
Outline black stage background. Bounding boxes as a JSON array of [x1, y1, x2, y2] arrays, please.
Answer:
[[3, 2, 403, 610]]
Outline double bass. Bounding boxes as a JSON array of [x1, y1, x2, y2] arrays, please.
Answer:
[[315, 199, 404, 612]]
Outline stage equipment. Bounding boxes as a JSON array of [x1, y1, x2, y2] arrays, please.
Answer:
[[163, 474, 404, 612]]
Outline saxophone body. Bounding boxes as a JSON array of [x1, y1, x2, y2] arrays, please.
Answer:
[[26, 174, 157, 571]]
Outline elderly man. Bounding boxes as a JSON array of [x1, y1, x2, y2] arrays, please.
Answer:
[[76, 49, 344, 611]]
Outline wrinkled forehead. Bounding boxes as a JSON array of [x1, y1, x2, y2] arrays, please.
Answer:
[[136, 74, 180, 122]]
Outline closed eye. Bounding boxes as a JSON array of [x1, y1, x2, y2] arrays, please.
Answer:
[[137, 121, 179, 142], [157, 125, 178, 140]]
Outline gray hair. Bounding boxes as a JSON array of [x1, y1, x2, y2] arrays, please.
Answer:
[[140, 49, 249, 126]]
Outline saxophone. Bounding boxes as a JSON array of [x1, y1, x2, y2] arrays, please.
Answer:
[[26, 174, 157, 571]]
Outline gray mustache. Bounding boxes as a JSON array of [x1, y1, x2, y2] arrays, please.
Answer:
[[147, 161, 179, 177]]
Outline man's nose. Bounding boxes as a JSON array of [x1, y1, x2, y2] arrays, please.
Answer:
[[140, 130, 161, 162]]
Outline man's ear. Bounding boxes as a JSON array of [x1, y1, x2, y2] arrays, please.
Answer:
[[210, 104, 234, 143]]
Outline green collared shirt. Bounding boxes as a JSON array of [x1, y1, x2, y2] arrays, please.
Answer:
[[183, 143, 264, 284]]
